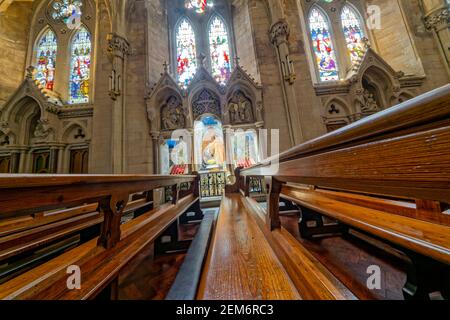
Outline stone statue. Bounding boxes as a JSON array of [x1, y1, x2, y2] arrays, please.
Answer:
[[161, 96, 186, 130], [33, 119, 51, 139], [361, 89, 379, 113], [228, 91, 253, 124]]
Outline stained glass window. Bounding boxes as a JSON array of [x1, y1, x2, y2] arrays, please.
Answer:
[[341, 5, 366, 64], [176, 19, 197, 88], [309, 8, 339, 81], [185, 0, 212, 14], [52, 0, 82, 24], [69, 26, 91, 104], [34, 29, 57, 91], [209, 16, 231, 86]]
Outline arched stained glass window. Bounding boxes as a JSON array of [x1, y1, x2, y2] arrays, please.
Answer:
[[176, 19, 197, 88], [34, 29, 57, 91], [308, 8, 339, 81], [69, 26, 91, 104], [341, 5, 366, 64], [208, 16, 231, 86]]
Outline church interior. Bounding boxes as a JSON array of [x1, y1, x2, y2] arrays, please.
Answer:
[[0, 0, 449, 301]]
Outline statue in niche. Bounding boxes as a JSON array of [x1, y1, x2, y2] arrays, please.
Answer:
[[33, 119, 51, 139], [361, 89, 380, 113], [228, 91, 253, 124], [161, 96, 186, 130]]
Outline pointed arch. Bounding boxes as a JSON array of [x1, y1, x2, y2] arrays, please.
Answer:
[[208, 14, 232, 86], [34, 27, 58, 91], [176, 17, 197, 89], [69, 26, 91, 104], [308, 6, 339, 82], [341, 4, 366, 65]]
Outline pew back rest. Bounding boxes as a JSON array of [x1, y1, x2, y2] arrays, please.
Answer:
[[238, 84, 450, 263]]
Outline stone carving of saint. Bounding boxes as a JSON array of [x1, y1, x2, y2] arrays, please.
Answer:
[[161, 97, 185, 130], [228, 91, 253, 124], [33, 120, 50, 139], [361, 89, 379, 113]]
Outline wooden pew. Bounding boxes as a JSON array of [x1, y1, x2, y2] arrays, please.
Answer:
[[0, 173, 200, 299], [239, 84, 450, 300]]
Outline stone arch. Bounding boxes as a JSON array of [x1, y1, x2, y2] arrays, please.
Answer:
[[323, 97, 352, 132], [360, 65, 394, 111], [190, 87, 222, 120], [62, 121, 89, 144]]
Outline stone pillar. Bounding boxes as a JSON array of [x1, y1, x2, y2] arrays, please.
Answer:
[[423, 0, 450, 75], [270, 20, 304, 146], [107, 33, 130, 174], [49, 147, 59, 174], [9, 151, 20, 173], [151, 132, 160, 174]]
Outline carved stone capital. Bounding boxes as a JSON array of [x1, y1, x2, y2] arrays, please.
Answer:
[[270, 20, 290, 46], [424, 7, 449, 31], [107, 33, 130, 59]]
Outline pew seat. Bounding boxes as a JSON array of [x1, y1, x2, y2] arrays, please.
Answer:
[[281, 185, 450, 265], [0, 194, 198, 300], [196, 194, 356, 300]]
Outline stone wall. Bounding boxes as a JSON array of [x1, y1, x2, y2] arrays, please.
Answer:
[[0, 2, 33, 106], [247, 0, 293, 151], [232, 0, 261, 83], [124, 0, 153, 174], [89, 1, 113, 173]]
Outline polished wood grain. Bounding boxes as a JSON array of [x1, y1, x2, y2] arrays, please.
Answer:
[[0, 174, 195, 218], [281, 185, 450, 265], [311, 189, 450, 226], [197, 194, 301, 300], [0, 194, 197, 299], [0, 203, 99, 237], [244, 125, 450, 202], [242, 197, 356, 300], [247, 84, 450, 166]]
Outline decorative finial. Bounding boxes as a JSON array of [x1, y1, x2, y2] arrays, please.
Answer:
[[234, 56, 241, 67]]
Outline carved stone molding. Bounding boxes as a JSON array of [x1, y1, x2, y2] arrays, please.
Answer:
[[270, 20, 290, 46]]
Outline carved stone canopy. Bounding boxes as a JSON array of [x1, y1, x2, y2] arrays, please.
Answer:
[[192, 89, 221, 119], [270, 19, 290, 46]]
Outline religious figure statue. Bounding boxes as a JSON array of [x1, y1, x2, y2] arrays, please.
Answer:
[[171, 137, 188, 165], [228, 91, 253, 124], [361, 89, 379, 113], [33, 119, 51, 139], [161, 96, 186, 130], [201, 127, 225, 169]]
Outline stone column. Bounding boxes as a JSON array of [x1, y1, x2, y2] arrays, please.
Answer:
[[270, 20, 304, 146], [49, 147, 59, 174], [151, 132, 160, 174], [9, 151, 20, 173], [107, 33, 130, 174], [423, 0, 450, 75]]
